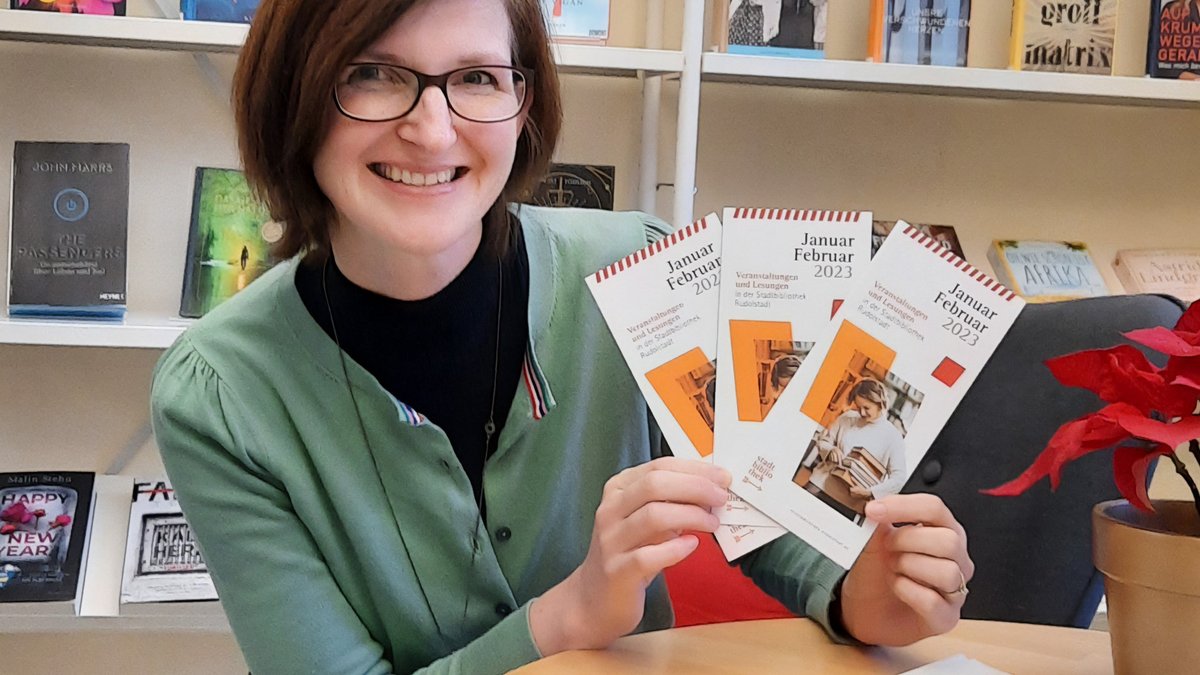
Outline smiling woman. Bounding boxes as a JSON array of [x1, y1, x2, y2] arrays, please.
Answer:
[[149, 1, 975, 673]]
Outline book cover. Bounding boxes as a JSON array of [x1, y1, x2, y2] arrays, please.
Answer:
[[586, 214, 784, 560], [873, 220, 965, 260], [9, 0, 126, 14], [1113, 248, 1200, 302], [121, 478, 217, 604], [180, 0, 260, 23], [719, 0, 827, 59], [712, 208, 872, 538], [179, 167, 280, 319], [1010, 0, 1117, 74], [528, 163, 614, 210], [987, 240, 1109, 303], [8, 141, 129, 320], [540, 0, 610, 44], [0, 472, 95, 603], [882, 0, 971, 67], [1148, 0, 1200, 79], [719, 224, 1025, 569]]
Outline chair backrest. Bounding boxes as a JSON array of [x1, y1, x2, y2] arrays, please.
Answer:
[[910, 294, 1185, 627]]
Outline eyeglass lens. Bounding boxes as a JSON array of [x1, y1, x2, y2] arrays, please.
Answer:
[[335, 64, 527, 123]]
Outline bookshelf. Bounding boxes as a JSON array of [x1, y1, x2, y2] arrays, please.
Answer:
[[0, 315, 188, 349], [702, 53, 1200, 109], [1, 0, 1197, 664], [1, 600, 230, 634]]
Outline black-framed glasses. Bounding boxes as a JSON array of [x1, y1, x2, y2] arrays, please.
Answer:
[[333, 63, 531, 123]]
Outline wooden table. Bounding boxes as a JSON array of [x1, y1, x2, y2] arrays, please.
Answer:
[[514, 618, 1112, 674]]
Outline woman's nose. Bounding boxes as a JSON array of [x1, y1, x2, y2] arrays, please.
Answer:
[[397, 86, 457, 152]]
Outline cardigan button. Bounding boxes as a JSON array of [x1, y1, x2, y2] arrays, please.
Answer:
[[496, 526, 512, 542], [921, 460, 943, 485], [495, 603, 513, 617]]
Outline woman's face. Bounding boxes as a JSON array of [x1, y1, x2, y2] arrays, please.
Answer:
[[852, 395, 884, 423], [313, 0, 525, 264]]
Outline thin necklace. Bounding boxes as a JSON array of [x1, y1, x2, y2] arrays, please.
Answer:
[[321, 252, 505, 634]]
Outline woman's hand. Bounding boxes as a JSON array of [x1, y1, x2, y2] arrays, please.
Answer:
[[530, 457, 729, 654], [838, 493, 973, 646]]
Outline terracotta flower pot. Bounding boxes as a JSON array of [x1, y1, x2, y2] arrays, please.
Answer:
[[1093, 499, 1200, 675]]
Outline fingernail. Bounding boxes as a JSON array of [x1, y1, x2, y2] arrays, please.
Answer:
[[865, 502, 886, 520], [715, 468, 732, 488]]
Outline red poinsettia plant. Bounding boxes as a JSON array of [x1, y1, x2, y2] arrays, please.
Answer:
[[985, 300, 1200, 521]]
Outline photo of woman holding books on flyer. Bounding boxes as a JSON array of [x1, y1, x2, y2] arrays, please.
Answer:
[[796, 377, 918, 524], [149, 1, 974, 672]]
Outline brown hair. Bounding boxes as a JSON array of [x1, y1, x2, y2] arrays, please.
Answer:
[[233, 0, 562, 261], [849, 378, 890, 408]]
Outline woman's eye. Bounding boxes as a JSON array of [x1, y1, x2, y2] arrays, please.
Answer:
[[346, 65, 390, 85], [460, 69, 500, 87]]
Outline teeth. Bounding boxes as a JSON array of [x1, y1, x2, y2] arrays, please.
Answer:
[[375, 164, 455, 186]]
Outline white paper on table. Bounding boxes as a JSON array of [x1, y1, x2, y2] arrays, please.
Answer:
[[901, 654, 1010, 674]]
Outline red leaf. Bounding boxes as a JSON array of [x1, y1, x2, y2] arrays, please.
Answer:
[[1046, 346, 1173, 414], [1176, 301, 1200, 334], [0, 524, 15, 535], [1116, 413, 1200, 451], [1125, 327, 1200, 357], [982, 405, 1136, 496], [50, 514, 72, 528], [1113, 444, 1173, 513]]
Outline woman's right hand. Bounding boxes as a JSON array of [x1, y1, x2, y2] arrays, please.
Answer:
[[530, 457, 730, 654]]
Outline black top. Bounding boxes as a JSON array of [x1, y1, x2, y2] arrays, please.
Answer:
[[295, 230, 530, 508]]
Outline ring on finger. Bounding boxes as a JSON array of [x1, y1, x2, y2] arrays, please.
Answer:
[[944, 567, 968, 598]]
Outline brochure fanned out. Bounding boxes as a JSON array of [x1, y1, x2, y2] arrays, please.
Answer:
[[719, 223, 1025, 569], [586, 214, 781, 559], [713, 208, 873, 537]]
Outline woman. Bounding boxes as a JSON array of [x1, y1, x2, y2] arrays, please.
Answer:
[[808, 378, 908, 521], [151, 1, 974, 673]]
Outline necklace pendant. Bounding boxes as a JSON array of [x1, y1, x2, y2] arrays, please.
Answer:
[[484, 420, 496, 436]]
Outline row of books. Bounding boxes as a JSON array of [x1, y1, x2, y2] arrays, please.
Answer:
[[4, 140, 615, 321], [0, 472, 216, 611], [713, 0, 1200, 79], [6, 0, 614, 44], [988, 241, 1200, 304], [9, 0, 257, 21]]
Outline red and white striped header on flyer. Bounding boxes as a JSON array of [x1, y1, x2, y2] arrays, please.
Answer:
[[903, 224, 1017, 302], [731, 208, 864, 222], [593, 217, 710, 283]]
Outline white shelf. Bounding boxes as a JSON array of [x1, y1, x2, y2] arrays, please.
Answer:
[[0, 11, 684, 75], [552, 43, 683, 76], [0, 10, 246, 53], [1, 600, 230, 634], [0, 315, 189, 349], [702, 53, 1200, 109]]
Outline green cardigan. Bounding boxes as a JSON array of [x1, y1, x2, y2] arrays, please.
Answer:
[[151, 205, 847, 675]]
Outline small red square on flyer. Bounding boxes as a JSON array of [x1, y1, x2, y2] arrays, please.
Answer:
[[932, 357, 965, 386]]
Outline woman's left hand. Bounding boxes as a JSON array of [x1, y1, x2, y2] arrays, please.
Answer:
[[838, 493, 973, 646]]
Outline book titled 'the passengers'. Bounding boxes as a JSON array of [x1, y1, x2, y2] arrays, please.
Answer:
[[8, 141, 129, 320]]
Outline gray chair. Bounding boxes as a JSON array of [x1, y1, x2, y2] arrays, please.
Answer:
[[909, 294, 1185, 627]]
